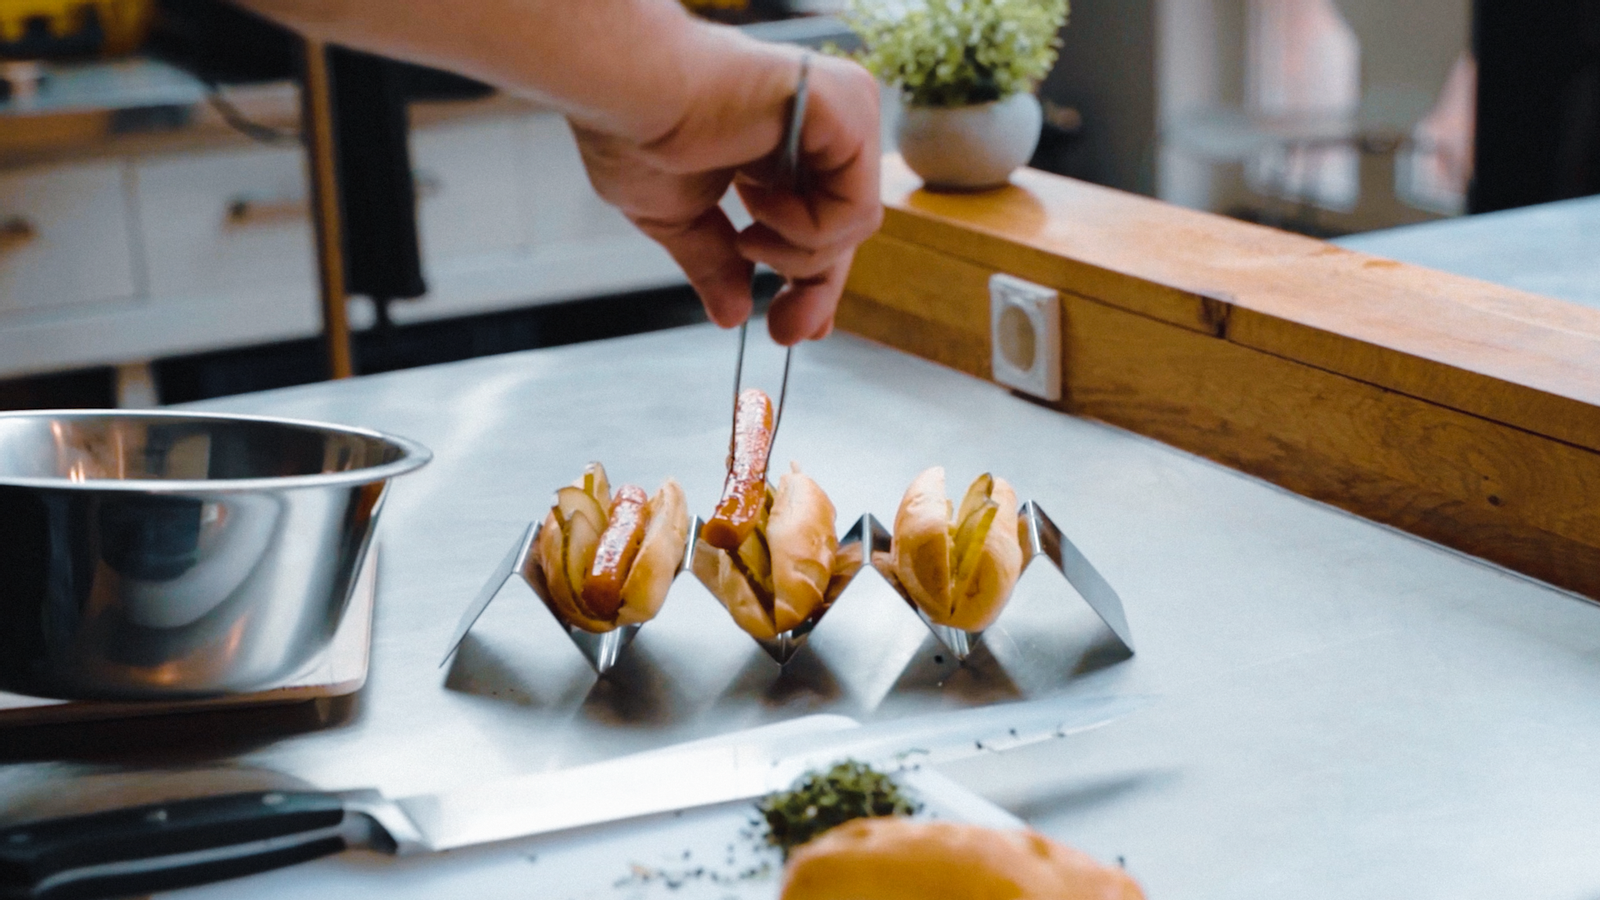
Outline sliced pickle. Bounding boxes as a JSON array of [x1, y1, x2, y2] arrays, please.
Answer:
[[955, 472, 994, 528], [737, 528, 775, 596], [582, 462, 611, 514], [564, 506, 602, 599], [556, 485, 606, 535], [952, 499, 999, 585], [539, 509, 574, 607]]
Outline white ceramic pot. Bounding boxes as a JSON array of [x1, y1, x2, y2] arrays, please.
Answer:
[[896, 92, 1044, 191]]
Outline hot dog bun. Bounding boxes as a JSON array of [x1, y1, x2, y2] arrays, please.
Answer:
[[616, 479, 688, 626], [780, 818, 1144, 900], [694, 463, 838, 640], [891, 467, 1023, 632], [891, 467, 954, 618], [536, 503, 610, 633], [694, 534, 774, 639], [533, 464, 687, 633], [767, 466, 839, 633]]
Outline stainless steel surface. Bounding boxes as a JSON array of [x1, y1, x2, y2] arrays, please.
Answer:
[[388, 694, 1141, 854], [782, 54, 810, 189], [165, 722, 1022, 900], [1023, 501, 1135, 654], [0, 409, 429, 699], [6, 316, 1600, 898], [0, 699, 1135, 900], [443, 518, 670, 675]]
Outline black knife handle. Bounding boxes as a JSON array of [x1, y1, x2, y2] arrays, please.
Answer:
[[0, 791, 358, 900]]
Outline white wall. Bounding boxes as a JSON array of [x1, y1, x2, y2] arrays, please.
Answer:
[[1155, 0, 1471, 219]]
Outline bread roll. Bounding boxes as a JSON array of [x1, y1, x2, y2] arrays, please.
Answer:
[[781, 818, 1144, 900], [615, 479, 689, 626], [767, 466, 839, 633], [891, 467, 954, 618], [533, 466, 687, 633], [694, 464, 838, 640], [891, 467, 1023, 632]]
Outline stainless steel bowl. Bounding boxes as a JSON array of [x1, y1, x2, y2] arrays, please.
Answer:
[[0, 409, 431, 700]]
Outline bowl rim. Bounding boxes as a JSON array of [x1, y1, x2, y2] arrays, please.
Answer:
[[0, 408, 433, 493]]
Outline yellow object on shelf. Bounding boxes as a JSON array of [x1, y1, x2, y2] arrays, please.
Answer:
[[0, 0, 153, 59]]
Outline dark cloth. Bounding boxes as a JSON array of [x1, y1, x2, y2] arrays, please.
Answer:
[[1472, 0, 1600, 212], [147, 0, 297, 84], [327, 45, 426, 300]]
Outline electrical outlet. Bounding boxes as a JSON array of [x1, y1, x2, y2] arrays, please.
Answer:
[[989, 273, 1061, 401]]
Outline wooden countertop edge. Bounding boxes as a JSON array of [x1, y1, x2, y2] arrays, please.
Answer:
[[844, 157, 1600, 599], [875, 156, 1600, 453]]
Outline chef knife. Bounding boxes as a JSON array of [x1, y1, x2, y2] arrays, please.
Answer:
[[0, 693, 1146, 900]]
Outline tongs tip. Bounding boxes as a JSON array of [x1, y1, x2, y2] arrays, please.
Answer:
[[727, 53, 808, 469]]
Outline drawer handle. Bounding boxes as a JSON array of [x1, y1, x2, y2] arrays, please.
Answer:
[[225, 196, 307, 227], [0, 216, 36, 252], [223, 174, 443, 228]]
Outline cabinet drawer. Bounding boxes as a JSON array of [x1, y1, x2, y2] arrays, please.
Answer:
[[412, 117, 530, 266], [516, 112, 639, 246], [135, 146, 316, 302], [0, 162, 140, 317]]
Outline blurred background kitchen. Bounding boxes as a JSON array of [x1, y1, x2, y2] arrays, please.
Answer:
[[1, 0, 1595, 409]]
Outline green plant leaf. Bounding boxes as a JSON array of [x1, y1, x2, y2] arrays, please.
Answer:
[[842, 0, 1069, 107]]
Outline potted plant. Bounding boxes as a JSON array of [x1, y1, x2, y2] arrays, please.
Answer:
[[842, 0, 1069, 191]]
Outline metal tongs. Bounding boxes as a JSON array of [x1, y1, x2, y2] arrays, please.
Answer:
[[730, 52, 810, 464]]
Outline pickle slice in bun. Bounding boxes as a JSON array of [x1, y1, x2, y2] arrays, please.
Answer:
[[889, 467, 1023, 632], [694, 463, 847, 642], [532, 462, 688, 634]]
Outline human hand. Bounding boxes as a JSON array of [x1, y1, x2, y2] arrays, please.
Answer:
[[571, 33, 882, 345], [220, 1, 877, 342]]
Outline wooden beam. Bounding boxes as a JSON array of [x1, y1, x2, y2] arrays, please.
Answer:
[[300, 38, 355, 381], [841, 156, 1600, 598], [867, 157, 1600, 453]]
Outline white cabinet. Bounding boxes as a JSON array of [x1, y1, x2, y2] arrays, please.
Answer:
[[413, 116, 531, 264], [0, 162, 139, 319], [517, 113, 638, 246], [0, 145, 325, 376], [386, 110, 682, 327], [135, 146, 316, 306], [0, 104, 689, 379]]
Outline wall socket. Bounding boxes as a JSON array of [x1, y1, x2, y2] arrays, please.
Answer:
[[989, 273, 1062, 402]]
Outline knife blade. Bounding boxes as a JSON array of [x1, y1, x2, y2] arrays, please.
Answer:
[[0, 694, 1146, 900]]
